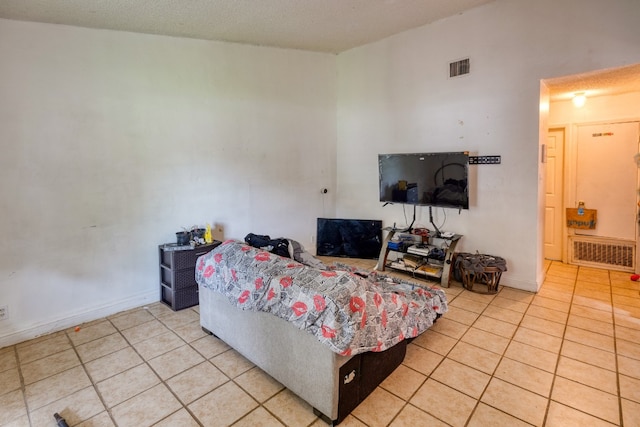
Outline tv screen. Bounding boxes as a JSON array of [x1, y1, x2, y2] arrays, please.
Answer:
[[379, 152, 469, 209], [316, 218, 382, 259]]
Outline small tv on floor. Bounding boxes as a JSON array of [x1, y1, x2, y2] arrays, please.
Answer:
[[316, 218, 383, 259]]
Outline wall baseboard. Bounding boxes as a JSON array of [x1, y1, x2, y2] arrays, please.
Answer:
[[0, 291, 159, 349]]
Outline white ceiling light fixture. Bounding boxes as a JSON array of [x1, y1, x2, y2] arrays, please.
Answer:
[[572, 92, 587, 108]]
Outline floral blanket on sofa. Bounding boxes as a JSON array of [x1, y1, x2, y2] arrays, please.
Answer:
[[196, 240, 448, 356]]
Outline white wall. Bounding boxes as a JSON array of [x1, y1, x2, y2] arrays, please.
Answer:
[[336, 0, 640, 291], [0, 19, 337, 346]]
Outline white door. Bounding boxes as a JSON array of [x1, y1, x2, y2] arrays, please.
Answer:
[[575, 122, 639, 240], [545, 128, 565, 260]]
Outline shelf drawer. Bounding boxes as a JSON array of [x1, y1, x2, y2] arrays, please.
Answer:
[[161, 285, 199, 311], [159, 242, 221, 271], [161, 266, 196, 290]]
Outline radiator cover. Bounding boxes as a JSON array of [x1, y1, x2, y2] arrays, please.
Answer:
[[569, 236, 635, 272]]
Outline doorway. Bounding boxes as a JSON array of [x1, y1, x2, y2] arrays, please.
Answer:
[[544, 128, 565, 261]]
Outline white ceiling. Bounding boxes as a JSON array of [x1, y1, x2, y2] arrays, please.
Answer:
[[1, 0, 638, 100], [0, 0, 495, 53]]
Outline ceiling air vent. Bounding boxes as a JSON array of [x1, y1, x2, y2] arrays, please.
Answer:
[[449, 58, 470, 78]]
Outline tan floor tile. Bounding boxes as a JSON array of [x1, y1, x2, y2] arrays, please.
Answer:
[[411, 329, 457, 355], [109, 308, 155, 331], [444, 306, 480, 325], [620, 374, 640, 404], [21, 348, 80, 384], [573, 295, 614, 312], [76, 333, 129, 363], [111, 384, 182, 427], [458, 289, 497, 304], [551, 377, 619, 424], [513, 327, 562, 353], [153, 408, 200, 427], [410, 379, 476, 427], [519, 315, 565, 338], [1, 414, 30, 427], [430, 358, 490, 399], [171, 320, 209, 342], [616, 324, 640, 342], [503, 341, 558, 373], [133, 331, 184, 360], [498, 287, 535, 304], [448, 296, 488, 314], [190, 335, 231, 359], [556, 356, 617, 395], [15, 330, 66, 349], [211, 349, 254, 378], [235, 366, 285, 403], [615, 312, 640, 330], [617, 338, 640, 361], [541, 281, 574, 294], [614, 303, 640, 318], [612, 286, 640, 298], [167, 361, 229, 404], [350, 387, 405, 427], [97, 363, 160, 408], [481, 378, 547, 426], [0, 348, 17, 372], [120, 319, 169, 344], [68, 321, 118, 346], [447, 341, 501, 375], [567, 314, 613, 336], [17, 334, 71, 364], [428, 317, 468, 339], [0, 389, 27, 425], [573, 288, 611, 303], [489, 295, 530, 313], [537, 287, 573, 303], [262, 388, 317, 427], [84, 346, 143, 383], [471, 315, 518, 338], [532, 295, 570, 313], [622, 398, 640, 426], [545, 401, 616, 427], [526, 304, 569, 324], [158, 310, 201, 330], [25, 365, 91, 410], [76, 412, 116, 427], [0, 368, 21, 395], [148, 344, 205, 380], [461, 328, 509, 355], [467, 402, 532, 427], [402, 344, 443, 376], [494, 357, 553, 397], [28, 386, 104, 427], [231, 407, 285, 427], [561, 340, 616, 371], [481, 305, 524, 325], [613, 293, 640, 308], [619, 354, 640, 380], [145, 302, 174, 318], [571, 303, 613, 321], [389, 404, 449, 427], [564, 326, 614, 352]]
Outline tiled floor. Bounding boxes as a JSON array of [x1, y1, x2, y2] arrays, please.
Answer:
[[2, 259, 640, 426]]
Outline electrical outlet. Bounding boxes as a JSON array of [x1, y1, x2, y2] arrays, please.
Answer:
[[0, 306, 8, 321], [311, 235, 315, 244]]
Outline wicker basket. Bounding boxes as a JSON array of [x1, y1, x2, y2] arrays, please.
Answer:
[[460, 266, 503, 294]]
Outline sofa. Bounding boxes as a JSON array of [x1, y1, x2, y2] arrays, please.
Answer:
[[196, 240, 447, 425]]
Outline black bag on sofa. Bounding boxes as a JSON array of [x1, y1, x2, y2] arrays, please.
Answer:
[[245, 233, 291, 258]]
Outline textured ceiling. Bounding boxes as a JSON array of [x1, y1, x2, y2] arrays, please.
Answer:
[[0, 0, 495, 53], [0, 0, 637, 99], [545, 63, 640, 102]]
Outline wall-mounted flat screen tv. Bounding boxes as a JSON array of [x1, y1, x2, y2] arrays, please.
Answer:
[[378, 151, 469, 209]]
